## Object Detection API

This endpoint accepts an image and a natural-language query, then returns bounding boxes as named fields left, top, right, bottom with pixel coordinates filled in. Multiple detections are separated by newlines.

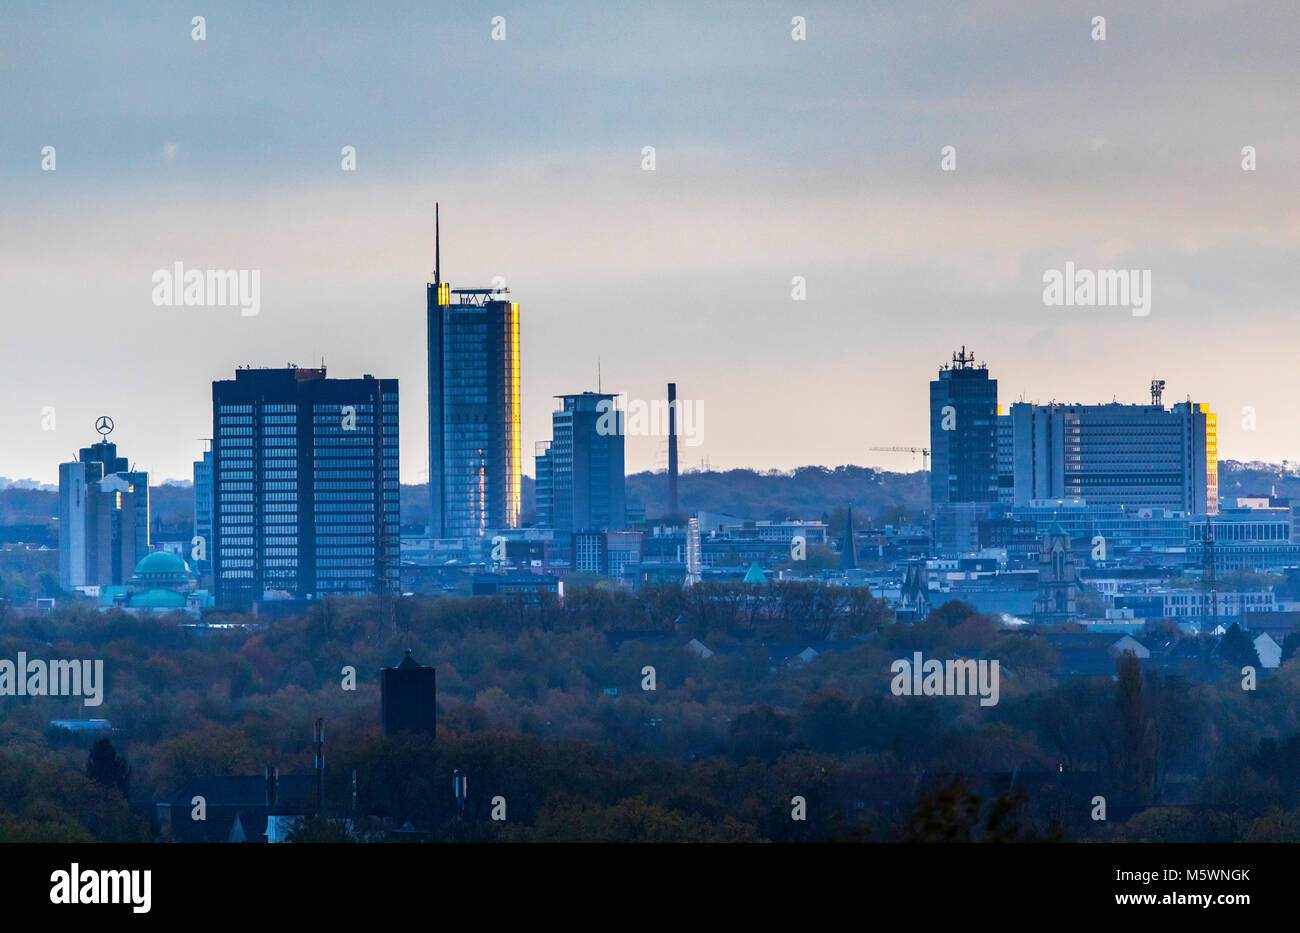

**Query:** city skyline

left=4, top=2, right=1300, bottom=485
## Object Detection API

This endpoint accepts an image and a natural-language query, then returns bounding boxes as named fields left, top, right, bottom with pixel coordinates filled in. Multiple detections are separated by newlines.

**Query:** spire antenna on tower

left=434, top=202, right=441, bottom=285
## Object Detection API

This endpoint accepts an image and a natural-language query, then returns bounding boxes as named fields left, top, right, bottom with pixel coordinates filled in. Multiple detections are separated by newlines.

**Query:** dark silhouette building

left=929, top=347, right=999, bottom=511
left=381, top=650, right=437, bottom=738
left=840, top=503, right=858, bottom=570
left=211, top=366, right=398, bottom=610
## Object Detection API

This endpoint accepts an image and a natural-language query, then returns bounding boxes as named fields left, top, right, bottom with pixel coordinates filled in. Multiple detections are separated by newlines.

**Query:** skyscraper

left=212, top=366, right=399, bottom=610
left=929, top=347, right=999, bottom=514
left=534, top=392, right=626, bottom=533
left=427, top=205, right=521, bottom=538
left=193, top=443, right=213, bottom=579
left=58, top=424, right=150, bottom=589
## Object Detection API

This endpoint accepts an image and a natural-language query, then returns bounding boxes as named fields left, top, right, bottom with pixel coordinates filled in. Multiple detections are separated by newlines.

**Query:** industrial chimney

left=667, top=383, right=679, bottom=516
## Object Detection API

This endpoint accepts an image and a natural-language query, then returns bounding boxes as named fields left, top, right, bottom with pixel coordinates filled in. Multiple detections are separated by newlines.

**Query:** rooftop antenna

left=435, top=202, right=441, bottom=286
left=597, top=356, right=602, bottom=394
left=1150, top=379, right=1165, bottom=406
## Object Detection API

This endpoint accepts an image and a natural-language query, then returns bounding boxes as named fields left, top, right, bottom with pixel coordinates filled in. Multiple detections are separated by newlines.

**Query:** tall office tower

left=59, top=425, right=149, bottom=589
left=996, top=411, right=1014, bottom=504
left=58, top=461, right=93, bottom=588
left=212, top=366, right=399, bottom=610
left=86, top=474, right=140, bottom=586
left=1177, top=401, right=1219, bottom=516
left=534, top=392, right=626, bottom=533
left=427, top=205, right=521, bottom=538
left=193, top=444, right=214, bottom=578
left=1010, top=396, right=1218, bottom=514
left=78, top=436, right=150, bottom=561
left=534, top=440, right=553, bottom=527
left=929, top=347, right=999, bottom=514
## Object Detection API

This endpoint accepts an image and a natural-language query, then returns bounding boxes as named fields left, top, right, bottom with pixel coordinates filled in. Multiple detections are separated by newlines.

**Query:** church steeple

left=840, top=503, right=858, bottom=570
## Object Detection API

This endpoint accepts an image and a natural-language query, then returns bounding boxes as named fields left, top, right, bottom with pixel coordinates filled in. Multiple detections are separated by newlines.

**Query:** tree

left=85, top=739, right=130, bottom=797
left=285, top=814, right=354, bottom=843
left=1108, top=651, right=1153, bottom=805
left=1218, top=624, right=1262, bottom=670
left=728, top=706, right=793, bottom=762
left=1147, top=675, right=1201, bottom=804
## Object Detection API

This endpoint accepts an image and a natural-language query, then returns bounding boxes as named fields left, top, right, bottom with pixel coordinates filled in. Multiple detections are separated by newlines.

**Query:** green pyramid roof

left=743, top=562, right=767, bottom=585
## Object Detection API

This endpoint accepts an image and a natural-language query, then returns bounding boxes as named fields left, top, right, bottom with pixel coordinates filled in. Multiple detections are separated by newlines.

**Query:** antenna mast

left=1150, top=378, right=1166, bottom=406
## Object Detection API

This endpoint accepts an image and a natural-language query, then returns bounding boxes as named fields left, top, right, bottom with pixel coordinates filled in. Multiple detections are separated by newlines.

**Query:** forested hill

left=399, top=466, right=926, bottom=527
left=623, top=465, right=927, bottom=523
left=7, top=459, right=1295, bottom=532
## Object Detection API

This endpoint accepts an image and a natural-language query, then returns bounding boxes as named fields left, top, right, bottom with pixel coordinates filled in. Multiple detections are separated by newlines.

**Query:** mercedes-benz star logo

left=95, top=415, right=114, bottom=437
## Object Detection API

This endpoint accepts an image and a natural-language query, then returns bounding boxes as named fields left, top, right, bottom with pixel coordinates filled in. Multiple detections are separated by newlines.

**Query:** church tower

left=1033, top=523, right=1078, bottom=623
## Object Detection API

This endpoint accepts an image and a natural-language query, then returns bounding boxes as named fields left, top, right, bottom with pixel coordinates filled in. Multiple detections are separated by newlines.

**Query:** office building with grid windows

left=535, top=392, right=625, bottom=533
left=212, top=366, right=399, bottom=610
left=1010, top=399, right=1217, bottom=514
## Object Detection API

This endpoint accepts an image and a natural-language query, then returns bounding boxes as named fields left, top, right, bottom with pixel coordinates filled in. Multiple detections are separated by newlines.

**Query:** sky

left=2, top=0, right=1298, bottom=484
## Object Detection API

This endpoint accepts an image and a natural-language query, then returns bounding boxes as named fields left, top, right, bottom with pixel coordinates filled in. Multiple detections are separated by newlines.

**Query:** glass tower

left=535, top=392, right=626, bottom=533
left=427, top=287, right=521, bottom=539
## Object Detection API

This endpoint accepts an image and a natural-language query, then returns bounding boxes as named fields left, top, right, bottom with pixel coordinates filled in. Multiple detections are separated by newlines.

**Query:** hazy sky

left=2, top=1, right=1298, bottom=484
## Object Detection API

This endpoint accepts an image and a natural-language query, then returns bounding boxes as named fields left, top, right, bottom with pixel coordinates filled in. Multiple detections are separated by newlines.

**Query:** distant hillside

left=0, top=488, right=55, bottom=525
left=5, top=461, right=1293, bottom=534
left=0, top=482, right=195, bottom=532
left=1217, top=461, right=1300, bottom=503
left=626, top=465, right=927, bottom=523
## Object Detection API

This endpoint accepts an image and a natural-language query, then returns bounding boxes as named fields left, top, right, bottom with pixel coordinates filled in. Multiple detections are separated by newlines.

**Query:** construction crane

left=869, top=447, right=930, bottom=472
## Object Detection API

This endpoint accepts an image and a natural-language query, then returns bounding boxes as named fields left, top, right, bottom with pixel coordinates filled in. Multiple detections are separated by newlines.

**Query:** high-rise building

left=58, top=461, right=92, bottom=588
left=426, top=206, right=521, bottom=538
left=1010, top=398, right=1218, bottom=514
left=533, top=440, right=552, bottom=526
left=929, top=347, right=999, bottom=512
left=76, top=436, right=150, bottom=562
left=212, top=366, right=399, bottom=610
left=534, top=392, right=625, bottom=533
left=193, top=443, right=214, bottom=579
left=86, top=474, right=140, bottom=587
left=996, top=411, right=1014, bottom=504
left=58, top=425, right=149, bottom=589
